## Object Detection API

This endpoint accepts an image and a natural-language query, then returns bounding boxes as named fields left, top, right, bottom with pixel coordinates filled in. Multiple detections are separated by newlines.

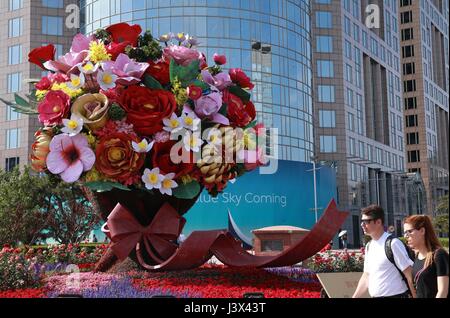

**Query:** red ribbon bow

left=102, top=202, right=185, bottom=261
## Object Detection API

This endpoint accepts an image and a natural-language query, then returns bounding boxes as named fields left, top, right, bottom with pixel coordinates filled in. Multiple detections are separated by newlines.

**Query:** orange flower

left=30, top=128, right=53, bottom=172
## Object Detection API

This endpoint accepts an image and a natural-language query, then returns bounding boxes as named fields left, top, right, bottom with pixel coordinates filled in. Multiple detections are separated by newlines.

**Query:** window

left=6, top=129, right=21, bottom=149
left=315, top=0, right=331, bottom=3
left=42, top=0, right=64, bottom=8
left=7, top=73, right=22, bottom=93
left=345, top=64, right=353, bottom=83
left=261, top=240, right=283, bottom=252
left=344, top=16, right=351, bottom=36
left=407, top=150, right=420, bottom=163
left=400, top=0, right=412, bottom=7
left=42, top=16, right=63, bottom=35
left=8, top=45, right=22, bottom=65
left=5, top=157, right=20, bottom=172
left=401, top=28, right=414, bottom=41
left=403, top=80, right=416, bottom=92
left=316, top=11, right=332, bottom=28
left=401, top=11, right=412, bottom=24
left=9, top=0, right=22, bottom=11
left=6, top=106, right=21, bottom=121
left=316, top=36, right=333, bottom=52
left=405, top=97, right=417, bottom=109
left=8, top=18, right=22, bottom=38
left=402, top=45, right=415, bottom=58
left=403, top=62, right=415, bottom=75
left=407, top=132, right=419, bottom=145
left=344, top=40, right=352, bottom=59
left=348, top=113, right=355, bottom=131
left=319, top=110, right=336, bottom=127
left=320, top=136, right=337, bottom=153
left=318, top=85, right=335, bottom=102
left=406, top=115, right=418, bottom=127
left=317, top=60, right=334, bottom=77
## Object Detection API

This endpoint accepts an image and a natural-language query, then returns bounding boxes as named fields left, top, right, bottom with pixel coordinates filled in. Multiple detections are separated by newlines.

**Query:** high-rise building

left=311, top=0, right=423, bottom=246
left=80, top=0, right=314, bottom=162
left=399, top=0, right=449, bottom=216
left=0, top=0, right=78, bottom=171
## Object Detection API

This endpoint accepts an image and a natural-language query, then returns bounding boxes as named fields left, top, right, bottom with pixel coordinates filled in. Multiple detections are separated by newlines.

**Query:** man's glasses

left=403, top=229, right=415, bottom=236
left=360, top=218, right=376, bottom=225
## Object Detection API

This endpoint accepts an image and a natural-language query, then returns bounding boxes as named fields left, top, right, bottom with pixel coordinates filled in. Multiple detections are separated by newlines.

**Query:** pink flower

left=46, top=134, right=95, bottom=183
left=101, top=53, right=149, bottom=85
left=213, top=53, right=226, bottom=65
left=37, top=90, right=71, bottom=125
left=163, top=45, right=204, bottom=66
left=153, top=130, right=170, bottom=143
left=194, top=92, right=229, bottom=125
left=201, top=70, right=232, bottom=91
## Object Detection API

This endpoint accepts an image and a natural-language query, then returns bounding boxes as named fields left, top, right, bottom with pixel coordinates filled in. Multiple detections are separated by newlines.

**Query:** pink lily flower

left=46, top=134, right=95, bottom=183
left=101, top=53, right=149, bottom=85
left=201, top=70, right=232, bottom=91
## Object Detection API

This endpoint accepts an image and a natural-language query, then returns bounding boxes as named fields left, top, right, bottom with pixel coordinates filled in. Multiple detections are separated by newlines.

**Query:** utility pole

left=308, top=156, right=322, bottom=223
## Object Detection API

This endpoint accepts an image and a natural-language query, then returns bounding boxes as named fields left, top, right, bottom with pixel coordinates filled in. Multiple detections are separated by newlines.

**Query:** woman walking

left=403, top=215, right=449, bottom=298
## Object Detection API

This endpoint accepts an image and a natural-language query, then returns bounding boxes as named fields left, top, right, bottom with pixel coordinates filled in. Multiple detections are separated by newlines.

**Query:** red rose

left=106, top=23, right=142, bottom=47
left=146, top=60, right=170, bottom=86
left=213, top=53, right=227, bottom=65
left=28, top=44, right=55, bottom=70
left=223, top=90, right=256, bottom=127
left=229, top=68, right=254, bottom=90
left=106, top=41, right=130, bottom=60
left=119, top=86, right=177, bottom=136
left=35, top=76, right=52, bottom=90
left=95, top=132, right=145, bottom=185
left=152, top=140, right=194, bottom=179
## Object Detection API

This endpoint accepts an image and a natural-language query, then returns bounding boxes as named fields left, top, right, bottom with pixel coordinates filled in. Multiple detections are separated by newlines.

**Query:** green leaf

left=190, top=79, right=209, bottom=91
left=170, top=59, right=200, bottom=87
left=172, top=180, right=201, bottom=199
left=244, top=120, right=257, bottom=130
left=84, top=181, right=131, bottom=192
left=228, top=85, right=251, bottom=103
left=143, top=74, right=164, bottom=90
left=14, top=94, right=30, bottom=108
left=218, top=103, right=228, bottom=117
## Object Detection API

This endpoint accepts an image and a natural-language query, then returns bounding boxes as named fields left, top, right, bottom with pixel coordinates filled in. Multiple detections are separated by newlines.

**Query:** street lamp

left=308, top=156, right=321, bottom=223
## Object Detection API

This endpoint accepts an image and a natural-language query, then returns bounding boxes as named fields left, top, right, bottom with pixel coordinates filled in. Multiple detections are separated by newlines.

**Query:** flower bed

left=307, top=248, right=365, bottom=273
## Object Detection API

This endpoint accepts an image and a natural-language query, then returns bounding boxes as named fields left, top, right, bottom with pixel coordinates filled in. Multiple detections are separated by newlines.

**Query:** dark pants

left=372, top=291, right=411, bottom=298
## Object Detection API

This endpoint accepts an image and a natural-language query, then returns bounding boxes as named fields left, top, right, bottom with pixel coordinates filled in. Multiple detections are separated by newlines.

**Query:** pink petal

left=71, top=134, right=89, bottom=149
left=71, top=34, right=91, bottom=53
left=46, top=151, right=69, bottom=174
left=49, top=134, right=72, bottom=152
left=79, top=147, right=96, bottom=171
left=211, top=113, right=230, bottom=125
left=60, top=160, right=83, bottom=183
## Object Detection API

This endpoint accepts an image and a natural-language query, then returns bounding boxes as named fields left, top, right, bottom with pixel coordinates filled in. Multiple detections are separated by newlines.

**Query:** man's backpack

left=366, top=234, right=415, bottom=294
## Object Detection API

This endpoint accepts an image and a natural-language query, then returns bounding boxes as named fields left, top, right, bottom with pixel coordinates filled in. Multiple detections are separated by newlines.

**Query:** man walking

left=353, top=205, right=416, bottom=298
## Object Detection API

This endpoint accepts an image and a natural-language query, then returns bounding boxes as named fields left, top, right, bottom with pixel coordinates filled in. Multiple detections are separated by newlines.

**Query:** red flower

left=151, top=140, right=194, bottom=179
left=229, top=68, right=254, bottom=90
left=223, top=90, right=255, bottom=127
left=37, top=90, right=70, bottom=125
left=186, top=85, right=202, bottom=100
left=213, top=53, right=227, bottom=65
left=28, top=44, right=55, bottom=70
left=35, top=77, right=52, bottom=90
left=119, top=86, right=177, bottom=136
left=106, top=41, right=130, bottom=60
left=106, top=22, right=142, bottom=47
left=146, top=60, right=170, bottom=86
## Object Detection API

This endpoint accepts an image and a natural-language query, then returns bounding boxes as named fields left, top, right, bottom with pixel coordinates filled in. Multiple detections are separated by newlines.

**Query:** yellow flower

left=243, top=129, right=257, bottom=150
left=180, top=175, right=194, bottom=185
left=83, top=132, right=97, bottom=149
left=89, top=41, right=111, bottom=64
left=51, top=83, right=84, bottom=99
left=36, top=90, right=48, bottom=101
left=84, top=167, right=103, bottom=182
left=171, top=78, right=188, bottom=107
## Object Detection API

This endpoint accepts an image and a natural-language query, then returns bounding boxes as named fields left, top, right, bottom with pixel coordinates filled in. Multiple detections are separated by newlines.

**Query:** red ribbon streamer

left=102, top=199, right=348, bottom=271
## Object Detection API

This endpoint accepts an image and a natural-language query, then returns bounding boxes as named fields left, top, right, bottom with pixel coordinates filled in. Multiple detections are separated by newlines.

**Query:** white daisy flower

left=181, top=111, right=200, bottom=131
left=205, top=128, right=222, bottom=146
left=132, top=139, right=154, bottom=153
left=159, top=173, right=178, bottom=196
left=78, top=61, right=99, bottom=74
left=141, top=168, right=163, bottom=190
left=96, top=70, right=117, bottom=91
left=163, top=113, right=183, bottom=133
left=66, top=73, right=85, bottom=90
left=183, top=132, right=203, bottom=153
left=61, top=115, right=84, bottom=136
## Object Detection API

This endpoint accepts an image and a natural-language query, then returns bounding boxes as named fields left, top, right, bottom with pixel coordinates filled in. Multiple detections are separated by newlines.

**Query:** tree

left=0, top=166, right=101, bottom=245
left=434, top=195, right=449, bottom=237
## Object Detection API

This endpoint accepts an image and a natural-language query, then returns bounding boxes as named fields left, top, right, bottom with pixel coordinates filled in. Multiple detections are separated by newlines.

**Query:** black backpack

left=366, top=234, right=415, bottom=294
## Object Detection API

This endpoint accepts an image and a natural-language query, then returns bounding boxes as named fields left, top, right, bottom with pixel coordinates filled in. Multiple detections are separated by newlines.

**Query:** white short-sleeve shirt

left=364, top=232, right=414, bottom=297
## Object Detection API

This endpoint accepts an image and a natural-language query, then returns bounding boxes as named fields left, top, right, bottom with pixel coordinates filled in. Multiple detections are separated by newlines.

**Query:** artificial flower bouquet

left=7, top=22, right=266, bottom=199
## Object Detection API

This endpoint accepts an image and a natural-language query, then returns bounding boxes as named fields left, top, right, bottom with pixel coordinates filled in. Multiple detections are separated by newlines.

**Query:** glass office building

left=80, top=0, right=314, bottom=162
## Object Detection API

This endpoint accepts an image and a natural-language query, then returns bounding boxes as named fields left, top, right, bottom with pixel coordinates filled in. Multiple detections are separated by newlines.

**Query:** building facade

left=80, top=0, right=314, bottom=163
left=311, top=0, right=425, bottom=247
left=399, top=0, right=449, bottom=216
left=0, top=0, right=78, bottom=171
